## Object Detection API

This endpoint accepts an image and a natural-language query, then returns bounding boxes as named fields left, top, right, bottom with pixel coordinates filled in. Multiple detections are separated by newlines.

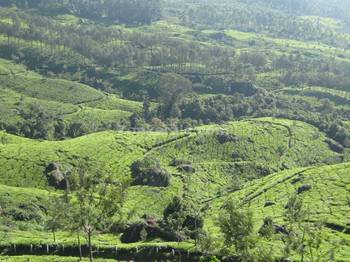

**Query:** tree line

left=172, top=0, right=350, bottom=49
left=0, top=0, right=161, bottom=25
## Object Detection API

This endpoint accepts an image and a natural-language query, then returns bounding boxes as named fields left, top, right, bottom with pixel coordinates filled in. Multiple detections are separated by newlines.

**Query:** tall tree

left=65, top=168, right=127, bottom=261
left=218, top=200, right=256, bottom=260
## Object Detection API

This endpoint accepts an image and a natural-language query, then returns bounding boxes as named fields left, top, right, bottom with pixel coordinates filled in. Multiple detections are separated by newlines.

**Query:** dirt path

left=144, top=132, right=195, bottom=155
left=247, top=119, right=293, bottom=167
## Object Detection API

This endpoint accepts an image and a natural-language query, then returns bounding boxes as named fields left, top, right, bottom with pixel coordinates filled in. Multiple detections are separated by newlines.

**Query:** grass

left=63, top=107, right=132, bottom=127
left=0, top=183, right=193, bottom=254
left=0, top=6, right=348, bottom=261
left=0, top=117, right=346, bottom=260
left=53, top=14, right=85, bottom=26
left=0, top=75, right=104, bottom=105
left=225, top=28, right=350, bottom=60
left=0, top=87, right=135, bottom=132
left=0, top=58, right=102, bottom=105
left=300, top=16, right=344, bottom=30
left=0, top=181, right=193, bottom=260
left=0, top=58, right=143, bottom=108
left=0, top=130, right=181, bottom=188
left=0, top=88, right=77, bottom=123
left=146, top=118, right=341, bottom=200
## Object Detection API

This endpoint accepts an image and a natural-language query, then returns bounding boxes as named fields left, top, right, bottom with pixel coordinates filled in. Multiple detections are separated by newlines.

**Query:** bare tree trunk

left=88, top=231, right=93, bottom=262
left=77, top=230, right=82, bottom=261
left=301, top=225, right=306, bottom=262
left=52, top=229, right=56, bottom=243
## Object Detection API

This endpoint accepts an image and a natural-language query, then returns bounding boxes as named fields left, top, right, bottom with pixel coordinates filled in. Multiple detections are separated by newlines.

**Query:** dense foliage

left=0, top=0, right=161, bottom=25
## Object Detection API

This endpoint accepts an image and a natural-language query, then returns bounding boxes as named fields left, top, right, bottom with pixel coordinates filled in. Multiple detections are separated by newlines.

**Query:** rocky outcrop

left=177, top=164, right=195, bottom=173
left=217, top=131, right=239, bottom=144
left=44, top=163, right=68, bottom=190
left=121, top=218, right=185, bottom=243
left=297, top=184, right=312, bottom=194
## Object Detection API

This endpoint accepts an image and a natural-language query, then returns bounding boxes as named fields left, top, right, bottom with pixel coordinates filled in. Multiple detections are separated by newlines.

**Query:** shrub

left=163, top=196, right=204, bottom=239
left=170, top=158, right=191, bottom=167
left=217, top=131, right=238, bottom=144
left=259, top=217, right=275, bottom=238
left=177, top=164, right=195, bottom=173
left=297, top=184, right=312, bottom=194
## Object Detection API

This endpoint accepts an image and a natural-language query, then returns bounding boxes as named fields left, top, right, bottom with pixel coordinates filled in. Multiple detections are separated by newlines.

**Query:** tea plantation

left=0, top=0, right=349, bottom=260
left=0, top=118, right=346, bottom=258
left=206, top=162, right=350, bottom=260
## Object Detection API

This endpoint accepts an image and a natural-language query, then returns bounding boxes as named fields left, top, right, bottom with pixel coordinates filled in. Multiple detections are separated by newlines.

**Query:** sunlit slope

left=0, top=58, right=103, bottom=104
left=0, top=118, right=342, bottom=218
left=144, top=118, right=343, bottom=202
left=0, top=130, right=184, bottom=188
left=0, top=58, right=143, bottom=129
left=0, top=183, right=49, bottom=232
left=277, top=86, right=350, bottom=109
left=206, top=162, right=350, bottom=260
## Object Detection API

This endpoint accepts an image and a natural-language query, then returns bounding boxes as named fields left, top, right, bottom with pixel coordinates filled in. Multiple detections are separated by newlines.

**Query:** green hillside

left=0, top=118, right=342, bottom=219
left=0, top=58, right=143, bottom=137
left=0, top=0, right=349, bottom=261
left=0, top=118, right=347, bottom=260
left=206, top=162, right=350, bottom=260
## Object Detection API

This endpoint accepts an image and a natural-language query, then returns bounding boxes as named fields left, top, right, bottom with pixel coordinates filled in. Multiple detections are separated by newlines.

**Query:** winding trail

left=247, top=119, right=293, bottom=167
left=144, top=132, right=195, bottom=155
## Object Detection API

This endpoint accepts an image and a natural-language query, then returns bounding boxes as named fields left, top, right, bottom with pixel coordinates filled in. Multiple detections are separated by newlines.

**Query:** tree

left=218, top=200, right=256, bottom=260
left=197, top=230, right=219, bottom=256
left=19, top=103, right=52, bottom=139
left=129, top=113, right=141, bottom=130
left=283, top=194, right=327, bottom=262
left=46, top=193, right=70, bottom=243
left=67, top=121, right=87, bottom=138
left=54, top=119, right=66, bottom=140
left=65, top=168, right=127, bottom=262
left=142, top=99, right=152, bottom=121
left=157, top=73, right=192, bottom=118
left=239, top=52, right=268, bottom=69
left=163, top=196, right=204, bottom=242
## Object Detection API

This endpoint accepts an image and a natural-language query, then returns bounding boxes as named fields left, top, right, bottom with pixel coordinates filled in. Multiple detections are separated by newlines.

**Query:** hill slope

left=0, top=0, right=349, bottom=260
left=0, top=118, right=342, bottom=217
left=206, top=162, right=350, bottom=260
left=0, top=58, right=143, bottom=136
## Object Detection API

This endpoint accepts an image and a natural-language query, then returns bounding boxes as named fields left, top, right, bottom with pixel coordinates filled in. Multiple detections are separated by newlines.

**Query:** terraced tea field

left=206, top=162, right=350, bottom=260
left=0, top=118, right=343, bottom=219
left=0, top=59, right=143, bottom=132
left=0, top=2, right=349, bottom=259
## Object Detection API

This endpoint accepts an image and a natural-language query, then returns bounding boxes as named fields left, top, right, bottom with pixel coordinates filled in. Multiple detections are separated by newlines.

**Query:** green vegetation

left=0, top=256, right=117, bottom=261
left=0, top=58, right=143, bottom=139
left=205, top=162, right=350, bottom=260
left=0, top=118, right=344, bottom=257
left=0, top=0, right=349, bottom=260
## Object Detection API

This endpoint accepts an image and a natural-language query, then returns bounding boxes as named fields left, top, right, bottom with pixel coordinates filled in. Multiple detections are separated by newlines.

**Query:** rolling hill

left=0, top=0, right=349, bottom=261
left=0, top=58, right=143, bottom=136
left=0, top=118, right=344, bottom=225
